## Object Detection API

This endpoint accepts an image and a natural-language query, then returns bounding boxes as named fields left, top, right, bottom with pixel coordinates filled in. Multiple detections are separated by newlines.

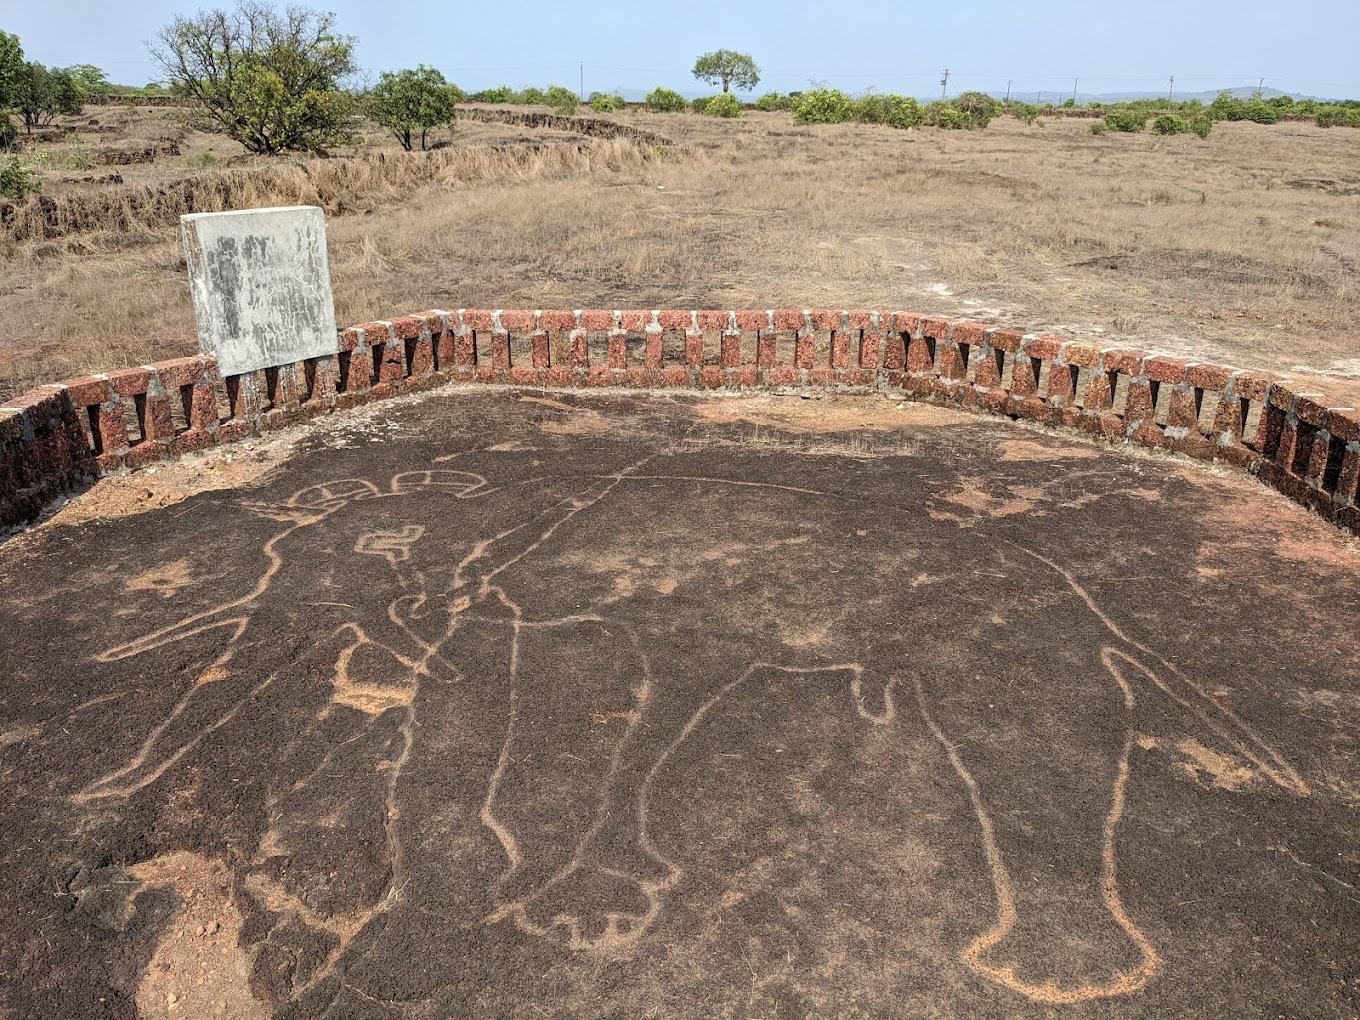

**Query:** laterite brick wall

left=3, top=309, right=1358, bottom=536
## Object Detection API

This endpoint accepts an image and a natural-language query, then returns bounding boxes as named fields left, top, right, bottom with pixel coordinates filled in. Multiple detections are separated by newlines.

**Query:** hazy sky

left=4, top=0, right=1358, bottom=98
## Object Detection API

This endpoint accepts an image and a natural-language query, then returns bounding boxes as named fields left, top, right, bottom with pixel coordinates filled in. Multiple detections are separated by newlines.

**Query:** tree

left=63, top=64, right=111, bottom=97
left=692, top=49, right=760, bottom=94
left=0, top=30, right=24, bottom=109
left=14, top=63, right=81, bottom=133
left=368, top=65, right=460, bottom=151
left=149, top=1, right=358, bottom=155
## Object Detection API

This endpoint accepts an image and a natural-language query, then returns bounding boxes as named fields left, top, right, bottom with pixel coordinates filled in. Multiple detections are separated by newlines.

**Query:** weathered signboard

left=181, top=206, right=338, bottom=377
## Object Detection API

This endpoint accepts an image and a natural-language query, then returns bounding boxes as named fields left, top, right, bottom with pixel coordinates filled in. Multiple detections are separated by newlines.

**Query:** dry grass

left=2, top=108, right=1358, bottom=403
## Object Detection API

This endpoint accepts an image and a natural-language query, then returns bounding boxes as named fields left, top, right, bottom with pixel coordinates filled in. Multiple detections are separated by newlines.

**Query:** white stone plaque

left=181, top=206, right=338, bottom=377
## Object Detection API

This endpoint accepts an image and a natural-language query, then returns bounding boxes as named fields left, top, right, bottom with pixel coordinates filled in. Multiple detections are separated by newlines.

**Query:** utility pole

left=1005, top=80, right=1012, bottom=102
left=940, top=68, right=950, bottom=99
left=1169, top=75, right=1175, bottom=102
left=580, top=63, right=585, bottom=102
left=1072, top=77, right=1078, bottom=104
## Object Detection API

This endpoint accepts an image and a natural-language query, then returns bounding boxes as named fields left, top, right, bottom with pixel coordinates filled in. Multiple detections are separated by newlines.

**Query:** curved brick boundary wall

left=2, top=309, right=1357, bottom=535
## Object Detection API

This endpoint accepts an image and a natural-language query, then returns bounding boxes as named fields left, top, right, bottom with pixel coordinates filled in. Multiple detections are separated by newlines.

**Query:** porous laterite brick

left=1023, top=335, right=1064, bottom=362
left=108, top=367, right=152, bottom=397
left=580, top=309, right=614, bottom=332
left=63, top=375, right=111, bottom=408
left=894, top=311, right=923, bottom=336
left=697, top=310, right=729, bottom=332
left=735, top=310, right=768, bottom=332
left=463, top=309, right=495, bottom=331
left=659, top=310, right=692, bottom=332
left=1187, top=363, right=1232, bottom=391
left=540, top=310, right=575, bottom=332
left=1101, top=349, right=1146, bottom=376
left=1143, top=356, right=1188, bottom=385
left=989, top=329, right=1023, bottom=353
left=809, top=309, right=839, bottom=331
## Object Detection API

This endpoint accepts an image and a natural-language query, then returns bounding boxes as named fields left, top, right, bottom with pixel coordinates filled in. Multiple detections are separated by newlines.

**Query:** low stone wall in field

left=3, top=309, right=1357, bottom=536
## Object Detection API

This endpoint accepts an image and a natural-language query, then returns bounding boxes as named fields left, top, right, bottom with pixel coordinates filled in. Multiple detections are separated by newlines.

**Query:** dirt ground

left=1, top=388, right=1357, bottom=1018
left=1, top=106, right=1357, bottom=403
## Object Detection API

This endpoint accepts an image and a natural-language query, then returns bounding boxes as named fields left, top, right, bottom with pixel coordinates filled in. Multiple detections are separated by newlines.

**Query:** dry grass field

left=1, top=104, right=1357, bottom=403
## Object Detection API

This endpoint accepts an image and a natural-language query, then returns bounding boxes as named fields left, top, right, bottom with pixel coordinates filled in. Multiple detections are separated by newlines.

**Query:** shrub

left=517, top=86, right=546, bottom=105
left=701, top=92, right=743, bottom=118
left=1090, top=120, right=1108, bottom=135
left=879, top=94, right=924, bottom=129
left=1008, top=102, right=1042, bottom=125
left=0, top=116, right=16, bottom=153
left=543, top=85, right=578, bottom=115
left=933, top=105, right=969, bottom=129
left=851, top=94, right=886, bottom=124
left=588, top=92, right=624, bottom=113
left=0, top=154, right=40, bottom=199
left=755, top=92, right=792, bottom=112
left=1104, top=111, right=1147, bottom=133
left=952, top=91, right=1000, bottom=127
left=645, top=87, right=685, bottom=112
left=793, top=88, right=853, bottom=124
left=691, top=96, right=711, bottom=114
left=1190, top=115, right=1213, bottom=139
left=1316, top=107, right=1360, bottom=128
left=1151, top=115, right=1187, bottom=135
left=472, top=85, right=514, bottom=104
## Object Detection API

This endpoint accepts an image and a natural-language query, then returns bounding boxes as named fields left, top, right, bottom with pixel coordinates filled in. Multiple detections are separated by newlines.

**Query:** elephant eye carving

left=354, top=526, right=427, bottom=565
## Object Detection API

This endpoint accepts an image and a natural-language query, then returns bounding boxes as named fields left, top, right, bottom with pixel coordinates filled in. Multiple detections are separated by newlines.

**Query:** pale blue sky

left=4, top=0, right=1358, bottom=98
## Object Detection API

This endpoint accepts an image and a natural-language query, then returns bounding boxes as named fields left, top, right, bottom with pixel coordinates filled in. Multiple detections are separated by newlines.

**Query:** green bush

left=691, top=96, right=711, bottom=114
left=932, top=105, right=969, bottom=129
left=645, top=87, right=686, bottom=112
left=543, top=85, right=578, bottom=115
left=1090, top=120, right=1108, bottom=135
left=472, top=85, right=514, bottom=103
left=1007, top=102, right=1042, bottom=125
left=1316, top=107, right=1360, bottom=128
left=952, top=91, right=1000, bottom=127
left=754, top=92, right=792, bottom=112
left=1151, top=115, right=1187, bottom=135
left=588, top=92, right=625, bottom=113
left=793, top=88, right=853, bottom=124
left=1104, top=111, right=1147, bottom=133
left=879, top=94, right=924, bottom=129
left=0, top=116, right=16, bottom=153
left=1190, top=115, right=1213, bottom=138
left=851, top=94, right=886, bottom=124
left=0, top=154, right=40, bottom=199
left=849, top=93, right=924, bottom=129
left=701, top=92, right=743, bottom=118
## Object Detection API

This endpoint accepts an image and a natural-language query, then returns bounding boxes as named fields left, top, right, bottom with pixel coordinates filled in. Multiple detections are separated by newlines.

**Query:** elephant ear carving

left=287, top=479, right=383, bottom=509
left=391, top=470, right=487, bottom=497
